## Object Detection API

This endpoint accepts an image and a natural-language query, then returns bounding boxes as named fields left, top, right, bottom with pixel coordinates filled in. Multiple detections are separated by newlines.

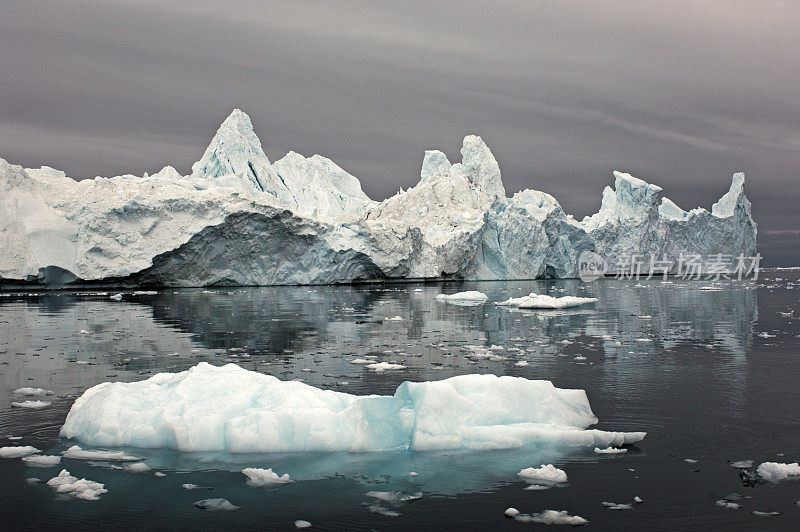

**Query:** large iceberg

left=0, top=110, right=756, bottom=287
left=60, top=362, right=645, bottom=453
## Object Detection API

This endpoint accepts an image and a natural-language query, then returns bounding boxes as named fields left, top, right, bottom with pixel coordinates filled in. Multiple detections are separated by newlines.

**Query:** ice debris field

left=0, top=109, right=755, bottom=288
left=60, top=362, right=645, bottom=453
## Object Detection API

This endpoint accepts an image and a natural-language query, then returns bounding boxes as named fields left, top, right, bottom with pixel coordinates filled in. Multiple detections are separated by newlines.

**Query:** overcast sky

left=1, top=1, right=798, bottom=264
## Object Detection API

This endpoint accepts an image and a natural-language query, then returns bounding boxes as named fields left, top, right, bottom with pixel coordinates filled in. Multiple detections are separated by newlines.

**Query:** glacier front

left=0, top=109, right=756, bottom=288
left=60, top=362, right=645, bottom=453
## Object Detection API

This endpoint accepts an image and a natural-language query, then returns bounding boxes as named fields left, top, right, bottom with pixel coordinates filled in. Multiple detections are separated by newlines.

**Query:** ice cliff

left=0, top=109, right=756, bottom=287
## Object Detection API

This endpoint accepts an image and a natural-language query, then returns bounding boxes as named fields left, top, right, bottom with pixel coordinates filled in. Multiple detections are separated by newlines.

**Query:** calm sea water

left=1, top=271, right=798, bottom=530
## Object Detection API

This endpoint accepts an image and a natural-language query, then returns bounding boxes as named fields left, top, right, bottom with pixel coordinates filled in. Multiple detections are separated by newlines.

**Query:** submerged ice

left=60, top=362, right=645, bottom=454
left=0, top=109, right=756, bottom=288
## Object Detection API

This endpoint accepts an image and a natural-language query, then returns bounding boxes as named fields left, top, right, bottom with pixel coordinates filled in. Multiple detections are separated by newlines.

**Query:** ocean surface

left=1, top=270, right=798, bottom=530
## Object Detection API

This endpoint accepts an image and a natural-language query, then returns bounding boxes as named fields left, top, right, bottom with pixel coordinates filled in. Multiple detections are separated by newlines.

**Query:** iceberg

left=756, top=462, right=800, bottom=483
left=47, top=469, right=107, bottom=501
left=495, top=293, right=598, bottom=309
left=0, top=109, right=756, bottom=288
left=60, top=362, right=645, bottom=453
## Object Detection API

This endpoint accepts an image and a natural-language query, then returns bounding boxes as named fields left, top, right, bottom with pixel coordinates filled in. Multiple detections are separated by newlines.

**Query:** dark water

left=1, top=271, right=799, bottom=530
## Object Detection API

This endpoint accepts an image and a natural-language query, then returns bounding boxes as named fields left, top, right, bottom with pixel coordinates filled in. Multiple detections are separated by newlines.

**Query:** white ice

left=61, top=445, right=143, bottom=462
left=517, top=464, right=568, bottom=484
left=513, top=510, right=588, bottom=525
left=242, top=467, right=293, bottom=487
left=757, top=462, right=800, bottom=483
left=0, top=446, right=40, bottom=458
left=22, top=455, right=61, bottom=467
left=10, top=400, right=51, bottom=409
left=13, top=387, right=54, bottom=396
left=435, top=291, right=488, bottom=305
left=496, top=294, right=598, bottom=309
left=60, top=362, right=646, bottom=453
left=594, top=447, right=628, bottom=454
left=47, top=469, right=107, bottom=501
left=194, top=498, right=239, bottom=511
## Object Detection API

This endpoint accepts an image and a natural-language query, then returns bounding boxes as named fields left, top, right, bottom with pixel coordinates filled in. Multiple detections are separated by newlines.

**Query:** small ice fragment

left=602, top=502, right=633, bottom=510
left=47, top=469, right=107, bottom=500
left=524, top=484, right=551, bottom=491
left=25, top=478, right=42, bottom=485
left=752, top=511, right=781, bottom=517
left=154, top=471, right=166, bottom=477
left=294, top=520, right=312, bottom=528
left=364, top=362, right=406, bottom=372
left=124, top=462, right=151, bottom=473
left=194, top=498, right=239, bottom=511
left=715, top=500, right=740, bottom=509
left=515, top=360, right=529, bottom=367
left=0, top=446, right=41, bottom=458
left=365, top=491, right=421, bottom=503
left=634, top=496, right=643, bottom=503
left=684, top=458, right=698, bottom=464
left=11, top=400, right=51, bottom=409
left=13, top=387, right=54, bottom=396
left=496, top=293, right=597, bottom=309
left=409, top=471, right=419, bottom=477
left=242, top=467, right=293, bottom=487
left=730, top=460, right=753, bottom=469
left=384, top=316, right=404, bottom=321
left=504, top=507, right=520, bottom=517
left=756, top=461, right=800, bottom=483
left=518, top=465, right=567, bottom=484
left=62, top=445, right=142, bottom=462
left=109, top=293, right=123, bottom=301
left=574, top=356, right=587, bottom=361
left=594, top=447, right=627, bottom=455
left=435, top=291, right=488, bottom=305
left=514, top=510, right=588, bottom=525
left=22, top=455, right=61, bottom=467
left=367, top=503, right=400, bottom=517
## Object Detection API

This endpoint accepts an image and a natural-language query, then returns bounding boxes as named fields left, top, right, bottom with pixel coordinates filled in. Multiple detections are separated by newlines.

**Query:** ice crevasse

left=60, top=363, right=645, bottom=453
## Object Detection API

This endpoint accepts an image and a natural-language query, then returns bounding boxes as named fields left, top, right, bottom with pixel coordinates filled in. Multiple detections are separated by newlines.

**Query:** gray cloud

left=1, top=0, right=798, bottom=264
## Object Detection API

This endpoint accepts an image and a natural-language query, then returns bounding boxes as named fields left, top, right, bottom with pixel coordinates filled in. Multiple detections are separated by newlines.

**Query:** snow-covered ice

left=47, top=469, right=107, bottom=501
left=0, top=446, right=40, bottom=458
left=594, top=446, right=628, bottom=454
left=435, top=291, right=488, bottom=305
left=496, top=294, right=598, bottom=309
left=60, top=362, right=645, bottom=453
left=756, top=461, right=800, bottom=483
left=0, top=109, right=756, bottom=288
left=242, top=467, right=293, bottom=487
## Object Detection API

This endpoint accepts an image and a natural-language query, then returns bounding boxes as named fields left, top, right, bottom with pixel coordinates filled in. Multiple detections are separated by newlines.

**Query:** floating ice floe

left=594, top=447, right=628, bottom=454
left=47, top=469, right=107, bottom=500
left=729, top=459, right=753, bottom=469
left=22, top=455, right=61, bottom=467
left=365, top=362, right=406, bottom=372
left=294, top=520, right=312, bottom=528
left=60, top=362, right=645, bottom=453
left=602, top=501, right=633, bottom=510
left=365, top=491, right=422, bottom=504
left=756, top=461, right=800, bottom=483
left=194, top=498, right=239, bottom=511
left=518, top=464, right=568, bottom=485
left=511, top=510, right=588, bottom=525
left=496, top=294, right=598, bottom=309
left=61, top=445, right=142, bottom=462
left=435, top=291, right=488, bottom=306
left=124, top=462, right=151, bottom=473
left=0, top=446, right=40, bottom=458
left=11, top=400, right=51, bottom=409
left=13, top=387, right=54, bottom=396
left=242, top=467, right=293, bottom=487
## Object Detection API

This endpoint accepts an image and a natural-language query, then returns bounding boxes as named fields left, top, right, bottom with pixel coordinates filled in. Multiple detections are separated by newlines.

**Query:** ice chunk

left=756, top=462, right=800, bottom=483
left=60, top=362, right=646, bottom=453
left=194, top=498, right=239, bottom=511
left=0, top=446, right=40, bottom=458
left=242, top=467, right=293, bottom=487
left=504, top=507, right=520, bottom=517
left=496, top=294, right=597, bottom=309
left=365, top=491, right=422, bottom=504
left=61, top=445, right=143, bottom=462
left=435, top=291, right=488, bottom=305
left=603, top=502, right=633, bottom=510
left=518, top=465, right=568, bottom=484
left=514, top=510, right=588, bottom=525
left=47, top=469, right=107, bottom=501
left=22, top=455, right=61, bottom=467
left=11, top=400, right=51, bottom=409
left=367, top=503, right=401, bottom=517
left=730, top=459, right=753, bottom=469
left=124, top=462, right=151, bottom=473
left=13, top=387, right=54, bottom=396
left=364, top=362, right=406, bottom=371
left=294, top=520, right=312, bottom=528
left=594, top=447, right=628, bottom=454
